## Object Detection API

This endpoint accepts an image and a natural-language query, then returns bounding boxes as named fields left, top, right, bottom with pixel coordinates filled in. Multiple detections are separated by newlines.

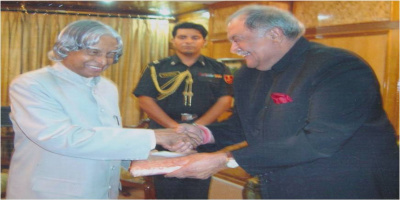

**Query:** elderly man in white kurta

left=6, top=20, right=201, bottom=199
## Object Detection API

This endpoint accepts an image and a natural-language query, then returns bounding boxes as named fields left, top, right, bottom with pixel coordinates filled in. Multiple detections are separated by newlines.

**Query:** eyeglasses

left=84, top=48, right=117, bottom=59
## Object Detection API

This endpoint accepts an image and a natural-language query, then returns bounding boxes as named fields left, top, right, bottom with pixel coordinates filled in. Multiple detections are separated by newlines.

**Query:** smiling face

left=227, top=16, right=282, bottom=71
left=172, top=28, right=206, bottom=57
left=61, top=35, right=118, bottom=78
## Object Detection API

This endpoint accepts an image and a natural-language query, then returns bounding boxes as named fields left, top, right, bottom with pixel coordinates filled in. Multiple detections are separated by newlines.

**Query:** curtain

left=1, top=11, right=169, bottom=125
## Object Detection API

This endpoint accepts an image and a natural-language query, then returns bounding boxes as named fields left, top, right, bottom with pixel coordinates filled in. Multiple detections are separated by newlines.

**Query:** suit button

left=260, top=171, right=273, bottom=183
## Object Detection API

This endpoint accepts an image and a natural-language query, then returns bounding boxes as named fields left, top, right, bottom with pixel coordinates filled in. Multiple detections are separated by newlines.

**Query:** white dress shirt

left=6, top=62, right=155, bottom=199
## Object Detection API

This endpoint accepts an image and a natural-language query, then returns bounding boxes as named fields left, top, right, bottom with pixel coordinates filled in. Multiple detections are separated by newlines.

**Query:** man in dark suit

left=165, top=5, right=399, bottom=199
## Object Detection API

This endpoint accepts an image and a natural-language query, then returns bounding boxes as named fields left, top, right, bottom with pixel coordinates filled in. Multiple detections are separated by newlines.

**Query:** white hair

left=48, top=20, right=123, bottom=64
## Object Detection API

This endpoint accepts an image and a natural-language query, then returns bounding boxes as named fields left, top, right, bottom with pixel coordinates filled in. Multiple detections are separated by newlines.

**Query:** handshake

left=131, top=124, right=233, bottom=179
left=153, top=124, right=214, bottom=153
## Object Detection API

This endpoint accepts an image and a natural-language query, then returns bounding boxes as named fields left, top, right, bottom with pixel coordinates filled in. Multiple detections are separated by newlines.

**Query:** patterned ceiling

left=1, top=1, right=219, bottom=17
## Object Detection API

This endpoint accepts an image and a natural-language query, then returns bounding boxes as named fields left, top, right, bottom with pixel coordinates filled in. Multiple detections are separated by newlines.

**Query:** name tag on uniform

left=159, top=71, right=180, bottom=78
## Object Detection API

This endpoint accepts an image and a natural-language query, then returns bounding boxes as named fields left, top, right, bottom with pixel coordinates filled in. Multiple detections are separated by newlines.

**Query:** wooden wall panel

left=211, top=5, right=242, bottom=35
left=385, top=29, right=399, bottom=134
left=310, top=34, right=388, bottom=89
left=392, top=1, right=399, bottom=21
left=295, top=1, right=391, bottom=28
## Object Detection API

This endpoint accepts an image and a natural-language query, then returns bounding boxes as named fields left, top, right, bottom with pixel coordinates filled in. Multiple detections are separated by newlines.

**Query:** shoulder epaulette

left=151, top=56, right=174, bottom=66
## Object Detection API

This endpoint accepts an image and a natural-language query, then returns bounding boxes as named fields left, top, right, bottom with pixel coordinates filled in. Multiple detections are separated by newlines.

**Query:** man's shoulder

left=308, top=42, right=357, bottom=60
left=304, top=42, right=370, bottom=73
left=98, top=75, right=114, bottom=84
left=147, top=56, right=174, bottom=67
left=202, top=55, right=224, bottom=64
left=11, top=67, right=52, bottom=85
left=97, top=77, right=119, bottom=93
left=201, top=56, right=228, bottom=71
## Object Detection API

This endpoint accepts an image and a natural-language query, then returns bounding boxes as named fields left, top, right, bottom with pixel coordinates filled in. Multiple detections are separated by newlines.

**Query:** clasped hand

left=153, top=124, right=226, bottom=179
left=164, top=152, right=228, bottom=179
left=154, top=125, right=204, bottom=153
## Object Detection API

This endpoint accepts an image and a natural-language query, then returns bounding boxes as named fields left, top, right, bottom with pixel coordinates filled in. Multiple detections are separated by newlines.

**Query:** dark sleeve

left=216, top=64, right=234, bottom=97
left=205, top=106, right=246, bottom=151
left=133, top=65, right=158, bottom=98
left=232, top=55, right=386, bottom=175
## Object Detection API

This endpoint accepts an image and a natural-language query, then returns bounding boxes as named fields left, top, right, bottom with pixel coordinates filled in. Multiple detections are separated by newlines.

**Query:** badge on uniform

left=224, top=75, right=233, bottom=84
left=198, top=73, right=222, bottom=78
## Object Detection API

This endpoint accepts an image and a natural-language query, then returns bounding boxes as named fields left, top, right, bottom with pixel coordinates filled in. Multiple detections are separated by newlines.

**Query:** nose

left=230, top=42, right=239, bottom=54
left=95, top=55, right=108, bottom=65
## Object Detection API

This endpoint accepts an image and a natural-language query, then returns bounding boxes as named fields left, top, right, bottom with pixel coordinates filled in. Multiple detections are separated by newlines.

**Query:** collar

left=271, top=37, right=310, bottom=72
left=170, top=55, right=206, bottom=67
left=51, top=62, right=101, bottom=87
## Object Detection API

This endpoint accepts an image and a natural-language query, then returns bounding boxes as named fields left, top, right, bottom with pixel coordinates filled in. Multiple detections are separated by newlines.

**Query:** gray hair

left=227, top=5, right=305, bottom=39
left=48, top=20, right=123, bottom=64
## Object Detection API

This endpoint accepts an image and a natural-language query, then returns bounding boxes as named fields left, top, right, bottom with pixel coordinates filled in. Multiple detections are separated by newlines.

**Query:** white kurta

left=6, top=62, right=155, bottom=199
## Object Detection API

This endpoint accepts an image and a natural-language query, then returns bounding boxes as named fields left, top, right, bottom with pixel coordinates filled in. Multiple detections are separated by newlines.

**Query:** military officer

left=133, top=22, right=233, bottom=199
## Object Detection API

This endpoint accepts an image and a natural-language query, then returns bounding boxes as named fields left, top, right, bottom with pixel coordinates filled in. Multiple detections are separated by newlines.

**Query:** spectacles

left=84, top=48, right=117, bottom=59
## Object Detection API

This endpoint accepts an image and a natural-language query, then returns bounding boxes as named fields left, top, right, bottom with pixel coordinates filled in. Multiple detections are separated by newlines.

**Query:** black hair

left=172, top=22, right=208, bottom=38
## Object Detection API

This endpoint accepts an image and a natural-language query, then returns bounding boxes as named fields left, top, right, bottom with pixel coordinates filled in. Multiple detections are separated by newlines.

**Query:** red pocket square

left=271, top=93, right=293, bottom=104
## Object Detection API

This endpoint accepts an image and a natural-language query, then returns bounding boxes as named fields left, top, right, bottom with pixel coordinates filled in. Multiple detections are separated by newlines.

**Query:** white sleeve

left=9, top=74, right=155, bottom=161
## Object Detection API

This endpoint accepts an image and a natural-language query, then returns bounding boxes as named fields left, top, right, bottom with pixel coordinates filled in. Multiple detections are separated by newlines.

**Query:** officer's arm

left=194, top=95, right=232, bottom=125
left=138, top=96, right=179, bottom=128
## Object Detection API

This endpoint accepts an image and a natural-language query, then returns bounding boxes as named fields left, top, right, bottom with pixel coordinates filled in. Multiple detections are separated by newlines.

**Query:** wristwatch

left=225, top=152, right=239, bottom=168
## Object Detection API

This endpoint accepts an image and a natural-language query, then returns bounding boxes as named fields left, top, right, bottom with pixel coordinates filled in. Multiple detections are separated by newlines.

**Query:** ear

left=203, top=40, right=208, bottom=48
left=266, top=27, right=284, bottom=43
left=171, top=38, right=177, bottom=47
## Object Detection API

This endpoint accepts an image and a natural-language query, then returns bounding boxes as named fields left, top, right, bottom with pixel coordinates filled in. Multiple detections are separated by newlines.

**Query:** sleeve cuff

left=149, top=130, right=156, bottom=149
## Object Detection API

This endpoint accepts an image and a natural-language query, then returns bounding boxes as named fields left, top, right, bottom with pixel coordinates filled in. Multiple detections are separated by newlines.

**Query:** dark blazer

left=209, top=37, right=399, bottom=199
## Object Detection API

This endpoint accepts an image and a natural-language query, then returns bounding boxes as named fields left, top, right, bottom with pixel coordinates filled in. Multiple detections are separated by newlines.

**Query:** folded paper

left=129, top=151, right=192, bottom=177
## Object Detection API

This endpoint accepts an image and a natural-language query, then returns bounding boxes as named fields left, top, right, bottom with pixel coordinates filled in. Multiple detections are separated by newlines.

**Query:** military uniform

left=134, top=55, right=233, bottom=128
left=133, top=55, right=234, bottom=199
